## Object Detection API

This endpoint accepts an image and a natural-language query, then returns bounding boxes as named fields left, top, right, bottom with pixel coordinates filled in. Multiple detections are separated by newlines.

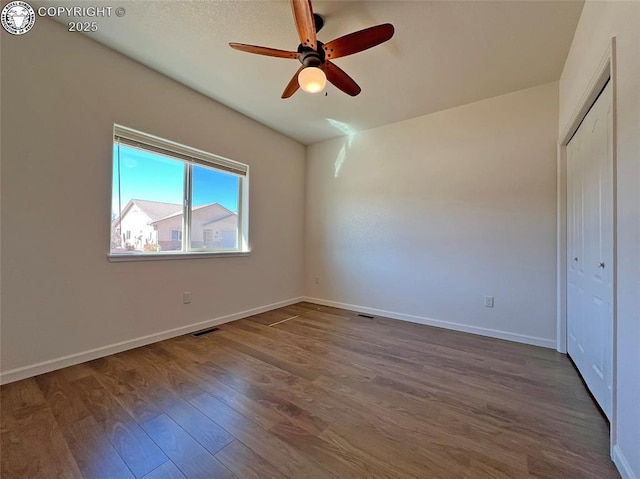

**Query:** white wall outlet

left=484, top=296, right=494, bottom=308
left=314, top=276, right=320, bottom=285
left=183, top=292, right=192, bottom=304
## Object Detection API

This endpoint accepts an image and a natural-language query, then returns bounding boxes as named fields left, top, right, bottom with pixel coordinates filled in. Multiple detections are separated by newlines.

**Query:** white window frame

left=109, top=124, right=250, bottom=261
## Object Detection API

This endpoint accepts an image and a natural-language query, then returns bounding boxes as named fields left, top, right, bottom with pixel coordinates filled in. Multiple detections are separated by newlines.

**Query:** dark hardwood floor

left=1, top=302, right=619, bottom=478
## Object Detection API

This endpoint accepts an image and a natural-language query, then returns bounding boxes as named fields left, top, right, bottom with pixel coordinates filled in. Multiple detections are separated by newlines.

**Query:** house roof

left=114, top=199, right=183, bottom=226
left=132, top=199, right=183, bottom=221
left=151, top=202, right=236, bottom=225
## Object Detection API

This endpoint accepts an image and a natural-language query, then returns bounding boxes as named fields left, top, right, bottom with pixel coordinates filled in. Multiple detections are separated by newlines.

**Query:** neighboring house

left=152, top=203, right=238, bottom=250
left=112, top=199, right=237, bottom=252
left=112, top=199, right=182, bottom=251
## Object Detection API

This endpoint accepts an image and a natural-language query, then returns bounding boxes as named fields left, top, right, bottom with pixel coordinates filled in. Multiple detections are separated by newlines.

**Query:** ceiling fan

left=229, top=0, right=395, bottom=98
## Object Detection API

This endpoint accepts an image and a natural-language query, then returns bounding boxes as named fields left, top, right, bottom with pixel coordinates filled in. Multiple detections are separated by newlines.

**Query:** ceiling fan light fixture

left=229, top=0, right=394, bottom=98
left=298, top=66, right=326, bottom=93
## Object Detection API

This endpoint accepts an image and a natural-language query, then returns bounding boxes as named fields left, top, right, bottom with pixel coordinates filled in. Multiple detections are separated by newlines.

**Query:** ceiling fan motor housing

left=298, top=40, right=325, bottom=67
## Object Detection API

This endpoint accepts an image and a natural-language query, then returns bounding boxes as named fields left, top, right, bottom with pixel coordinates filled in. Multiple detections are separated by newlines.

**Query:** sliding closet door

left=566, top=81, right=613, bottom=420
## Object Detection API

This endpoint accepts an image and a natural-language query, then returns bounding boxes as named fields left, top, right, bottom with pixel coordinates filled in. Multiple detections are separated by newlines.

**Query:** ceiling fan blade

left=229, top=43, right=300, bottom=59
left=282, top=65, right=304, bottom=99
left=321, top=61, right=361, bottom=96
left=323, top=23, right=395, bottom=60
left=290, top=0, right=316, bottom=50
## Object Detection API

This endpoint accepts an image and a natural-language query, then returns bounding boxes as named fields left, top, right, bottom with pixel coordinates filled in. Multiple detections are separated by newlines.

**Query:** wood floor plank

left=274, top=312, right=534, bottom=377
left=244, top=314, right=592, bottom=430
left=211, top=331, right=323, bottom=382
left=140, top=414, right=234, bottom=479
left=127, top=346, right=206, bottom=401
left=153, top=343, right=285, bottom=431
left=214, top=439, right=287, bottom=479
left=282, top=313, right=544, bottom=387
left=73, top=375, right=168, bottom=478
left=141, top=461, right=186, bottom=479
left=62, top=415, right=136, bottom=479
left=1, top=302, right=619, bottom=478
left=0, top=378, right=46, bottom=414
left=157, top=395, right=234, bottom=456
left=196, top=327, right=610, bottom=477
left=157, top=338, right=330, bottom=436
left=1, top=405, right=83, bottom=479
left=527, top=447, right=618, bottom=479
left=205, top=331, right=378, bottom=396
left=87, top=356, right=164, bottom=424
left=315, top=364, right=564, bottom=471
left=189, top=392, right=336, bottom=479
left=198, top=358, right=329, bottom=435
left=269, top=419, right=424, bottom=479
left=116, top=347, right=236, bottom=456
left=178, top=335, right=534, bottom=475
left=35, top=368, right=136, bottom=478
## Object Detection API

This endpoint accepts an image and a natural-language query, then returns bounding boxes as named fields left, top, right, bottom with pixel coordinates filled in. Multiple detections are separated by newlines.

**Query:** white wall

left=560, top=3, right=640, bottom=478
left=0, top=18, right=306, bottom=382
left=305, top=82, right=559, bottom=347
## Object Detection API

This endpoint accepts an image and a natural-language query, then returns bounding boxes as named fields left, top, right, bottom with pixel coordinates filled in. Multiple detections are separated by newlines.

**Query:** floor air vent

left=357, top=314, right=375, bottom=319
left=191, top=327, right=219, bottom=337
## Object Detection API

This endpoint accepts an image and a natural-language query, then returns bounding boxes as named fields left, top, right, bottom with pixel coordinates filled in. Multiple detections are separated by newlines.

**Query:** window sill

left=108, top=251, right=250, bottom=262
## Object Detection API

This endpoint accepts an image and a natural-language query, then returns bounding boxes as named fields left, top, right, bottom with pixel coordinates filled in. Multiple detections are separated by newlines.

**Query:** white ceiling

left=38, top=0, right=584, bottom=144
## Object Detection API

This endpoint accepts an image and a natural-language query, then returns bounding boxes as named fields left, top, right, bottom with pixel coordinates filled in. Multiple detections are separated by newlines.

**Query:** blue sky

left=112, top=145, right=239, bottom=216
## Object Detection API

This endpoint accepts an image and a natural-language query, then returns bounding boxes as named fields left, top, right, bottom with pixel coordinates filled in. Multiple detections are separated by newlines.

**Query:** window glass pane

left=111, top=144, right=185, bottom=254
left=190, top=165, right=240, bottom=250
left=110, top=126, right=249, bottom=258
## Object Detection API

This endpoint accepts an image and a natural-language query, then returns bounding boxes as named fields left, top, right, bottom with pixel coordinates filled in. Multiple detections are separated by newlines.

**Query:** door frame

left=556, top=37, right=618, bottom=455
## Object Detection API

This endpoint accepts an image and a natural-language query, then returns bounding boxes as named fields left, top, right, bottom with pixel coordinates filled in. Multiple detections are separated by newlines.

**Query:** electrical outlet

left=314, top=276, right=320, bottom=285
left=183, top=292, right=192, bottom=304
left=484, top=296, right=494, bottom=308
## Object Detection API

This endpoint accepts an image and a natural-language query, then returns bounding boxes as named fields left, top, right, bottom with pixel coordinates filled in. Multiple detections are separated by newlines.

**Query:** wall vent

left=191, top=327, right=219, bottom=337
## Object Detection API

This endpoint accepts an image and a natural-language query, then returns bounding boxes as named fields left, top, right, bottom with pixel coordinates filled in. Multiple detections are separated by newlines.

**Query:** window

left=110, top=125, right=249, bottom=259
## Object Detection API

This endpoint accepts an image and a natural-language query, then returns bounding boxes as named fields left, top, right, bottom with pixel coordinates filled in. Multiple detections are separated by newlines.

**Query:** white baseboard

left=0, top=296, right=304, bottom=385
left=304, top=297, right=556, bottom=349
left=613, top=444, right=637, bottom=479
